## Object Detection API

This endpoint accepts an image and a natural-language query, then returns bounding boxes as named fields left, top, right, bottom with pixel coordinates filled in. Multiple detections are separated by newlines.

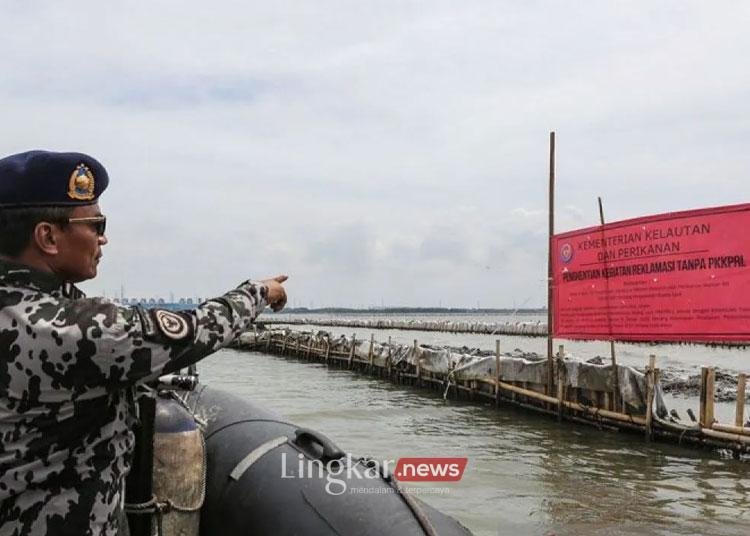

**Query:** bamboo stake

left=645, top=355, right=656, bottom=441
left=348, top=333, right=356, bottom=368
left=414, top=339, right=421, bottom=387
left=653, top=366, right=661, bottom=422
left=706, top=367, right=716, bottom=428
left=736, top=373, right=747, bottom=428
left=495, top=340, right=501, bottom=408
left=610, top=341, right=619, bottom=412
left=699, top=367, right=716, bottom=427
left=325, top=335, right=331, bottom=363
left=387, top=336, right=392, bottom=376
left=266, top=332, right=272, bottom=352
left=699, top=367, right=708, bottom=426
left=557, top=344, right=565, bottom=421
left=547, top=131, right=555, bottom=397
left=281, top=332, right=288, bottom=355
left=368, top=334, right=374, bottom=372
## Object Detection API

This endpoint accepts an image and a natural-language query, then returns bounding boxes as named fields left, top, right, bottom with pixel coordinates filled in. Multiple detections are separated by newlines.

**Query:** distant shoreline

left=139, top=303, right=547, bottom=314
left=265, top=307, right=547, bottom=314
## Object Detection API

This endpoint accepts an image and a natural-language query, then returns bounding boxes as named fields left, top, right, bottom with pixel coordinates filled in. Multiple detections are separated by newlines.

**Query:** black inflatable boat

left=158, top=384, right=473, bottom=535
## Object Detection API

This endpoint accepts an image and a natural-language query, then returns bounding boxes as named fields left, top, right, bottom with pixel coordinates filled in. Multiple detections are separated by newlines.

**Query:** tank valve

left=157, top=374, right=199, bottom=391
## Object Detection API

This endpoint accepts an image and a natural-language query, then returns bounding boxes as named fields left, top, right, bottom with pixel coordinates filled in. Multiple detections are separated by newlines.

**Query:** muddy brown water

left=199, top=346, right=750, bottom=536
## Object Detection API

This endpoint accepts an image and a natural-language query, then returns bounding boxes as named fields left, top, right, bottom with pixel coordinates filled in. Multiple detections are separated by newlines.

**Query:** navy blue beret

left=0, top=150, right=109, bottom=207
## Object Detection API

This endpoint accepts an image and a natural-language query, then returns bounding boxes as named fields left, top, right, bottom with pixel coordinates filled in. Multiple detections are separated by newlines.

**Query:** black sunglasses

left=66, top=216, right=107, bottom=236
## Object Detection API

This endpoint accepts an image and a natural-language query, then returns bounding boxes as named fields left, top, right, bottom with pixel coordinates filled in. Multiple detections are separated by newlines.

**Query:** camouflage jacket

left=0, top=260, right=267, bottom=535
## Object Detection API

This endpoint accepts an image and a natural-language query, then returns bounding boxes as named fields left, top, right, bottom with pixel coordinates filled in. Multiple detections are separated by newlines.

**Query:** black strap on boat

left=365, top=458, right=439, bottom=536
left=124, top=494, right=165, bottom=536
left=125, top=394, right=156, bottom=536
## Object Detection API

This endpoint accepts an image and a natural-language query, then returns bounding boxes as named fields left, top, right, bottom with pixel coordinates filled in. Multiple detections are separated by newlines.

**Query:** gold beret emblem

left=68, top=164, right=96, bottom=201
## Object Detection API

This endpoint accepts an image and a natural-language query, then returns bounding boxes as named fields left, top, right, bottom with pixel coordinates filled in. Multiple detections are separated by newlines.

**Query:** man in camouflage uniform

left=0, top=151, right=288, bottom=535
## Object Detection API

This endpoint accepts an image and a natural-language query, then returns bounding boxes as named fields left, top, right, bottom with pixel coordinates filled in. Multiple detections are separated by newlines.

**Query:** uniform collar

left=0, top=258, right=85, bottom=298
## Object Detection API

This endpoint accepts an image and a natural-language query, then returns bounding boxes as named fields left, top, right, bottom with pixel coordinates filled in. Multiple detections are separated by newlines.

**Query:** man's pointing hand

left=262, top=274, right=288, bottom=312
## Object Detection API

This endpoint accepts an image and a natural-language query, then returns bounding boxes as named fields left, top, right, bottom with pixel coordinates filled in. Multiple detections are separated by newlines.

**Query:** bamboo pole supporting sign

left=736, top=373, right=747, bottom=428
left=597, top=196, right=621, bottom=413
left=547, top=131, right=555, bottom=397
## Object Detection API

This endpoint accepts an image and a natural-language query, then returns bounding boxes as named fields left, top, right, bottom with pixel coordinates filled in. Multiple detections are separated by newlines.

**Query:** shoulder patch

left=136, top=306, right=195, bottom=342
left=148, top=309, right=195, bottom=342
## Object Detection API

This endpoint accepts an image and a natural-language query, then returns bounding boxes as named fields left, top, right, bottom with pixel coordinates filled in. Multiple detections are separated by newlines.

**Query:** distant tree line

left=269, top=307, right=547, bottom=314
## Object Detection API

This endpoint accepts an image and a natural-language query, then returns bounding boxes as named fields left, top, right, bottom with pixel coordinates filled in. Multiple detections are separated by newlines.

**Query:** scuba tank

left=152, top=392, right=205, bottom=536
left=152, top=375, right=205, bottom=536
left=126, top=374, right=205, bottom=536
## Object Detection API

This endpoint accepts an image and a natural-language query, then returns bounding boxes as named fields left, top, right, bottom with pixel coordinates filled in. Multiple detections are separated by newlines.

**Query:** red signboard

left=552, top=202, right=750, bottom=342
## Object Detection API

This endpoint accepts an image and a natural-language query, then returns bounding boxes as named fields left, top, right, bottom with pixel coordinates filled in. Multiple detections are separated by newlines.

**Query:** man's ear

left=32, top=222, right=60, bottom=256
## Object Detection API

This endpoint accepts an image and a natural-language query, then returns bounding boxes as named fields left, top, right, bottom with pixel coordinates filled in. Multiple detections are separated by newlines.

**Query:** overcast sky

left=2, top=1, right=749, bottom=307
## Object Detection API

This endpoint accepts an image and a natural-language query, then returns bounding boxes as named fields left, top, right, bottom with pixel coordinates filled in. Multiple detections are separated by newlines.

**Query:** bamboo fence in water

left=235, top=329, right=750, bottom=456
left=259, top=318, right=547, bottom=336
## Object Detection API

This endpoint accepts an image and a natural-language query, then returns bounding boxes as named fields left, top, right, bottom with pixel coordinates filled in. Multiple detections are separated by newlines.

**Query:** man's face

left=51, top=203, right=108, bottom=282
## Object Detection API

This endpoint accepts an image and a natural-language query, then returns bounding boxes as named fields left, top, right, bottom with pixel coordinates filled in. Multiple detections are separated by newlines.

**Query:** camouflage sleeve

left=30, top=280, right=267, bottom=399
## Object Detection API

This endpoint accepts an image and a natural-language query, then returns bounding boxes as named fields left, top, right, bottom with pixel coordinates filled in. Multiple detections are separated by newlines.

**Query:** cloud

left=304, top=222, right=372, bottom=272
left=2, top=1, right=750, bottom=306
